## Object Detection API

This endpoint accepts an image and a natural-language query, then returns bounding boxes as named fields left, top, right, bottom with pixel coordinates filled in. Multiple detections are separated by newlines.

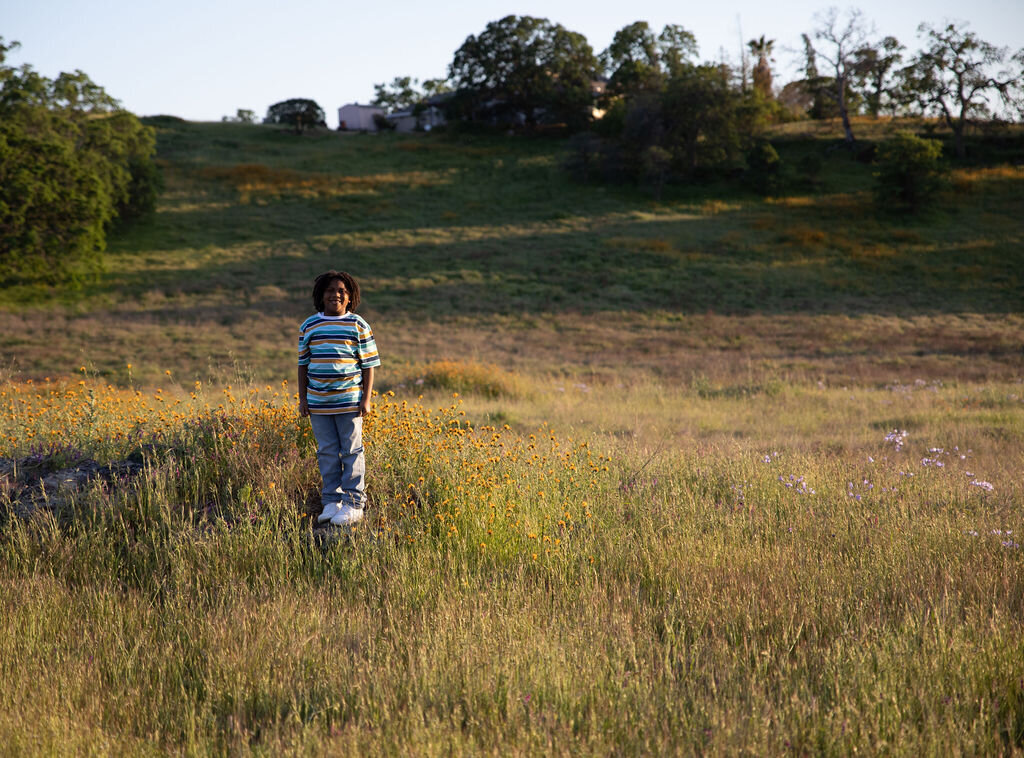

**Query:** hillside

left=1, top=119, right=1021, bottom=390
left=2, top=119, right=1023, bottom=755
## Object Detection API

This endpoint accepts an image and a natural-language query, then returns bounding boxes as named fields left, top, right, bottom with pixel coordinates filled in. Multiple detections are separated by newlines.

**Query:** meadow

left=0, top=118, right=1022, bottom=755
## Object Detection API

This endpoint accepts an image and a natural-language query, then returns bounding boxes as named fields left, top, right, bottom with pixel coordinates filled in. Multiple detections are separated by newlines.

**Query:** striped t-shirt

left=298, top=312, right=381, bottom=414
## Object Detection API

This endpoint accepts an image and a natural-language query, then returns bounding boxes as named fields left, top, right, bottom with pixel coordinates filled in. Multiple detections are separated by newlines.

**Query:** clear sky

left=5, top=0, right=1022, bottom=126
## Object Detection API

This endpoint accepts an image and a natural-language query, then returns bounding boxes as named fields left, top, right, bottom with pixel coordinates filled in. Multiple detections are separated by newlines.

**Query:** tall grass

left=2, top=373, right=1021, bottom=754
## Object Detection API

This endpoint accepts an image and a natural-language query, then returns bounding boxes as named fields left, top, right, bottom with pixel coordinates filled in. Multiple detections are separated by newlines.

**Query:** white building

left=337, top=103, right=385, bottom=131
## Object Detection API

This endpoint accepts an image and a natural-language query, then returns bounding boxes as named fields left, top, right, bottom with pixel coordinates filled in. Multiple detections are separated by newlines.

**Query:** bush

left=874, top=132, right=946, bottom=212
left=418, top=361, right=527, bottom=399
left=372, top=112, right=396, bottom=132
left=564, top=131, right=603, bottom=182
left=642, top=145, right=672, bottom=199
left=745, top=138, right=782, bottom=195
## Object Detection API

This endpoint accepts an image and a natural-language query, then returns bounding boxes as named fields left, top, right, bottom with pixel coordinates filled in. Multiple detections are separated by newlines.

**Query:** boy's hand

left=359, top=396, right=372, bottom=416
left=299, top=398, right=310, bottom=417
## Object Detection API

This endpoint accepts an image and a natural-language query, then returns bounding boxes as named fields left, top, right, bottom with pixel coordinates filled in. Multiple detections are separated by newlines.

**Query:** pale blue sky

left=5, top=0, right=1022, bottom=125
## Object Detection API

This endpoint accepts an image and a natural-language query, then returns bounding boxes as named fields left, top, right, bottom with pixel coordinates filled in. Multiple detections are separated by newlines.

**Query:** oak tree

left=448, top=15, right=598, bottom=131
left=1, top=38, right=158, bottom=283
left=900, top=23, right=1024, bottom=157
left=264, top=98, right=326, bottom=133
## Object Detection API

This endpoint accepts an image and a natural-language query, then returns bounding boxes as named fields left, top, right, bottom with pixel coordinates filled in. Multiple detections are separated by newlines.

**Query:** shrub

left=372, top=113, right=396, bottom=132
left=564, top=131, right=603, bottom=182
left=873, top=132, right=946, bottom=212
left=418, top=361, right=526, bottom=399
left=745, top=138, right=782, bottom=195
left=642, top=145, right=672, bottom=198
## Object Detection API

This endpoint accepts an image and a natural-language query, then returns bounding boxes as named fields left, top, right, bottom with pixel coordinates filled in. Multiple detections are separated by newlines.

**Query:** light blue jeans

left=309, top=413, right=366, bottom=510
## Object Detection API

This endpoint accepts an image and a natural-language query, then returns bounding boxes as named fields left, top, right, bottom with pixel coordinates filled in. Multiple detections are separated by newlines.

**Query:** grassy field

left=1, top=118, right=1022, bottom=755
left=1, top=118, right=1021, bottom=388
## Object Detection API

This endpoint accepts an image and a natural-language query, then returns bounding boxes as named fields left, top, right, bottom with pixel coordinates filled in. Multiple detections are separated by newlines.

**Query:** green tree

left=264, top=98, right=326, bottom=133
left=873, top=131, right=945, bottom=211
left=602, top=22, right=661, bottom=97
left=421, top=79, right=451, bottom=99
left=601, top=22, right=698, bottom=99
left=661, top=63, right=758, bottom=173
left=372, top=76, right=421, bottom=112
left=657, top=25, right=699, bottom=77
left=0, top=38, right=158, bottom=284
left=900, top=23, right=1024, bottom=158
left=799, top=33, right=831, bottom=119
left=852, top=36, right=904, bottom=117
left=448, top=15, right=598, bottom=131
left=222, top=108, right=256, bottom=123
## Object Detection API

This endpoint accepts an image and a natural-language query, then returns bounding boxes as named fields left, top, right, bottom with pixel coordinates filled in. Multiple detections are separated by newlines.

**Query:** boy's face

left=322, top=279, right=350, bottom=316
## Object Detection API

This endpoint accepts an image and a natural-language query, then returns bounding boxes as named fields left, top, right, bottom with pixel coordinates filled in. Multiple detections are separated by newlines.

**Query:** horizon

left=6, top=0, right=1023, bottom=126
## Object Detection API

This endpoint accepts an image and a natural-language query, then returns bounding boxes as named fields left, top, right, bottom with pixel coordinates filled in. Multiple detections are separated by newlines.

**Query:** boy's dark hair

left=312, top=270, right=361, bottom=313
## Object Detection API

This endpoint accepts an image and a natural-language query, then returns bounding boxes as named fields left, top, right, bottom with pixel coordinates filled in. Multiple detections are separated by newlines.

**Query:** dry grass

left=604, top=236, right=676, bottom=254
left=196, top=163, right=454, bottom=201
left=1, top=306, right=1021, bottom=392
left=416, top=360, right=530, bottom=399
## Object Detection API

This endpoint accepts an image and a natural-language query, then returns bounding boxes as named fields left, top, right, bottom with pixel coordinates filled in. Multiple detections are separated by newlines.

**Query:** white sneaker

left=330, top=504, right=364, bottom=526
left=317, top=503, right=340, bottom=523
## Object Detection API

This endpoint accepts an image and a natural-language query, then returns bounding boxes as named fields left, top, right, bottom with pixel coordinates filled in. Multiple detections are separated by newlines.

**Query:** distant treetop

left=264, top=99, right=326, bottom=133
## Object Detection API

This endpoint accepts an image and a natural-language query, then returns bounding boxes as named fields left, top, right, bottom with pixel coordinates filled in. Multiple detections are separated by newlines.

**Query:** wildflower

left=884, top=429, right=907, bottom=451
left=970, top=480, right=994, bottom=492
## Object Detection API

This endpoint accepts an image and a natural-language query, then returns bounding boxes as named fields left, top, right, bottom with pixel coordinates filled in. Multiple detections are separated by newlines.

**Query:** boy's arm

left=359, top=366, right=375, bottom=416
left=298, top=364, right=309, bottom=417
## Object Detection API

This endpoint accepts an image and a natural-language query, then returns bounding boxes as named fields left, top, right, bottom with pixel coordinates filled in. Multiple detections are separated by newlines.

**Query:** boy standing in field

left=298, top=270, right=381, bottom=526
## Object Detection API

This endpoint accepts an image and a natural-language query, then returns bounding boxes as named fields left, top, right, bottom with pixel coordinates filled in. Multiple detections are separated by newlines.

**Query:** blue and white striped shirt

left=298, top=312, right=381, bottom=414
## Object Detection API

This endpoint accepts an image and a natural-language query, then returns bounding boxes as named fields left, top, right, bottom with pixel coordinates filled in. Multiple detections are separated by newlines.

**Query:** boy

left=298, top=270, right=381, bottom=526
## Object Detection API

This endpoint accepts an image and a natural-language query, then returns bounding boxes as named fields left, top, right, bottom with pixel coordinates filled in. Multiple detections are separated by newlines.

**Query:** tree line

left=365, top=11, right=1023, bottom=162
left=0, top=38, right=159, bottom=284
left=256, top=10, right=1022, bottom=167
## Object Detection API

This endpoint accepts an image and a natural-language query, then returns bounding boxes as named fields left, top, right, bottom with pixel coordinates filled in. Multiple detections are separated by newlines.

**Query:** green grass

left=1, top=120, right=1021, bottom=388
left=1, top=118, right=1022, bottom=754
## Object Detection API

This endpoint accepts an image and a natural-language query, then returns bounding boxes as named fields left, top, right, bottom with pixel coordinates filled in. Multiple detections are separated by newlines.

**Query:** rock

left=8, top=455, right=147, bottom=517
